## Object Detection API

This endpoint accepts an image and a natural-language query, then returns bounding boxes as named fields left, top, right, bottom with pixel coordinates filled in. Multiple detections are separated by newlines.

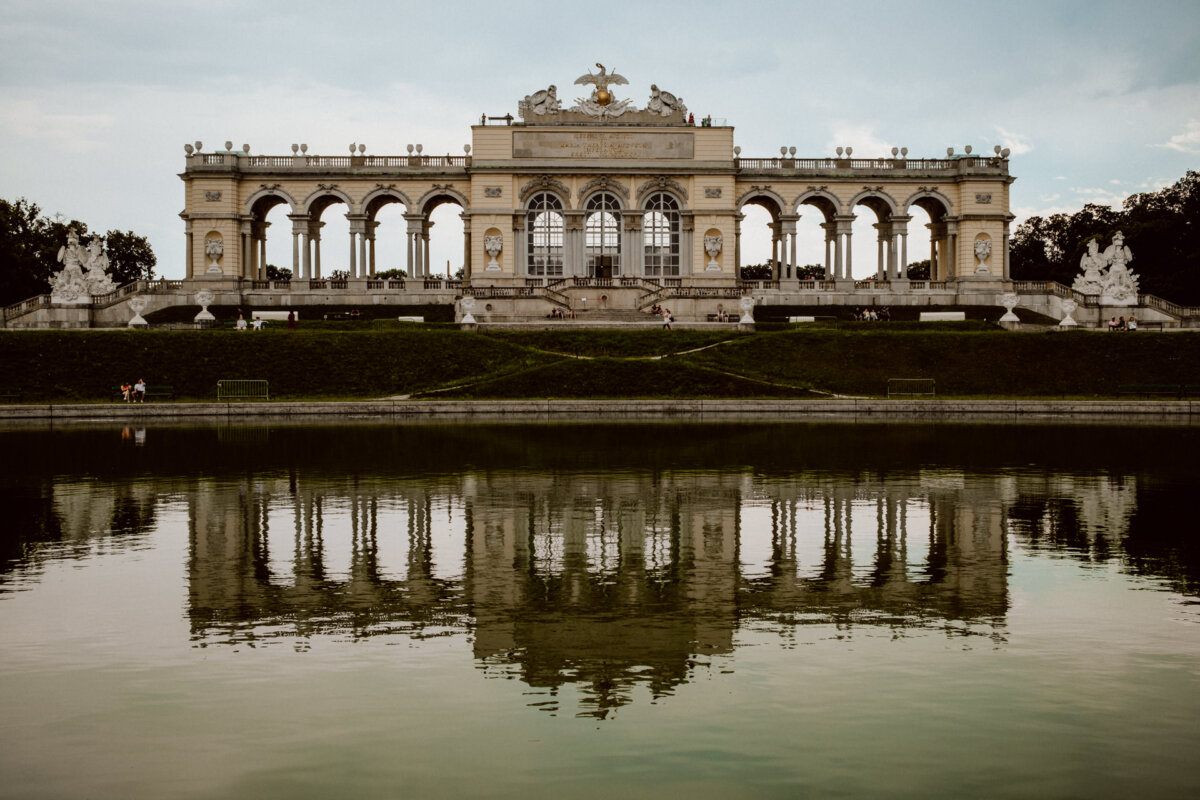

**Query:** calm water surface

left=1, top=421, right=1198, bottom=799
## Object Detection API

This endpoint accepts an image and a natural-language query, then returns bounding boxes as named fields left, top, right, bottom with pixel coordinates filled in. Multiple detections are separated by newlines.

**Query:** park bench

left=216, top=379, right=269, bottom=401
left=1134, top=321, right=1164, bottom=331
left=112, top=385, right=175, bottom=401
left=706, top=314, right=738, bottom=322
left=0, top=387, right=22, bottom=401
left=1116, top=384, right=1182, bottom=399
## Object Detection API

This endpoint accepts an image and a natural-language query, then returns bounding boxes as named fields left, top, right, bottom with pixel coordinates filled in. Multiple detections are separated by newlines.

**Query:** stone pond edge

left=0, top=398, right=1196, bottom=421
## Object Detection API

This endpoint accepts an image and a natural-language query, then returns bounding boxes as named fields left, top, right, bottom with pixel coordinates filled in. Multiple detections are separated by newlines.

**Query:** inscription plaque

left=513, top=131, right=694, bottom=160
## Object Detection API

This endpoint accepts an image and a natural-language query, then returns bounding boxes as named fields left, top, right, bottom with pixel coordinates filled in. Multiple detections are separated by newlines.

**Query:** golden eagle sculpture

left=574, top=63, right=629, bottom=106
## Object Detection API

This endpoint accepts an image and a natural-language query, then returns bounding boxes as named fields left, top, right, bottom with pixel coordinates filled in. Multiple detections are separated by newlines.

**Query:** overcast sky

left=2, top=0, right=1197, bottom=279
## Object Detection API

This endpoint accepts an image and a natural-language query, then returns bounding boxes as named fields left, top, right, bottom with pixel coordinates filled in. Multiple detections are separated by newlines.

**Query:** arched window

left=643, top=192, right=680, bottom=277
left=585, top=192, right=621, bottom=278
left=526, top=193, right=564, bottom=277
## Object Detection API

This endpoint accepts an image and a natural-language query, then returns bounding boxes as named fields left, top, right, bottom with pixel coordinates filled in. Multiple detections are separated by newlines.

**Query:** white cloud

left=0, top=99, right=115, bottom=153
left=1161, top=120, right=1200, bottom=153
left=825, top=123, right=893, bottom=159
left=995, top=127, right=1033, bottom=155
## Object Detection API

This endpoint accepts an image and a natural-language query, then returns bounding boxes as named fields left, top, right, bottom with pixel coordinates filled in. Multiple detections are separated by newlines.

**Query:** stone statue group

left=1072, top=231, right=1139, bottom=306
left=48, top=228, right=116, bottom=304
left=520, top=64, right=687, bottom=120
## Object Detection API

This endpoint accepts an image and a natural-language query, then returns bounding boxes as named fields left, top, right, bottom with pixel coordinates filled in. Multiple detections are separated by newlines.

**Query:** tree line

left=0, top=197, right=156, bottom=307
left=1010, top=171, right=1199, bottom=305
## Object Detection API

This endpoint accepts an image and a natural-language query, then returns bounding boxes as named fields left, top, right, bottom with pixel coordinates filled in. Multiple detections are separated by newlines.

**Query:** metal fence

left=887, top=378, right=936, bottom=398
left=216, top=380, right=269, bottom=401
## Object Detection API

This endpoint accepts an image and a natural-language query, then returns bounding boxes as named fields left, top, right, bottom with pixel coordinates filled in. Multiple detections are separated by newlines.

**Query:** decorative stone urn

left=738, top=294, right=755, bottom=324
left=127, top=296, right=149, bottom=328
left=194, top=289, right=216, bottom=322
left=458, top=295, right=477, bottom=325
left=205, top=237, right=223, bottom=274
left=705, top=235, right=723, bottom=271
left=1059, top=298, right=1078, bottom=328
left=999, top=293, right=1020, bottom=323
left=974, top=239, right=991, bottom=274
left=484, top=235, right=503, bottom=271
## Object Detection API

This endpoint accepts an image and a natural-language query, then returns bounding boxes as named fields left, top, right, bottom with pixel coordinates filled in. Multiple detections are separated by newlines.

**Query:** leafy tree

left=265, top=264, right=292, bottom=281
left=0, top=197, right=156, bottom=306
left=376, top=268, right=407, bottom=279
left=102, top=230, right=155, bottom=283
left=906, top=259, right=930, bottom=280
left=796, top=263, right=826, bottom=279
left=1010, top=171, right=1199, bottom=305
left=739, top=263, right=773, bottom=280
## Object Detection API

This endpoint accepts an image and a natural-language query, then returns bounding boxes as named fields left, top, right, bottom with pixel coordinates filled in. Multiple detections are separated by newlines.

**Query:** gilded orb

left=594, top=89, right=611, bottom=106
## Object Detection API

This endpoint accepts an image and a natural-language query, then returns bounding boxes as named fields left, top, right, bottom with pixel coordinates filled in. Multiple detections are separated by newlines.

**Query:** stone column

left=624, top=213, right=643, bottom=277
left=779, top=215, right=798, bottom=284
left=405, top=214, right=424, bottom=278
left=289, top=215, right=308, bottom=279
left=821, top=222, right=833, bottom=278
left=733, top=213, right=743, bottom=278
left=874, top=224, right=886, bottom=281
left=511, top=213, right=525, bottom=280
left=239, top=221, right=252, bottom=279
left=834, top=216, right=856, bottom=281
left=889, top=216, right=910, bottom=280
left=185, top=221, right=194, bottom=279
left=681, top=214, right=694, bottom=277
left=421, top=219, right=432, bottom=278
left=1002, top=219, right=1012, bottom=278
left=928, top=222, right=946, bottom=281
left=946, top=220, right=960, bottom=279
left=564, top=213, right=585, bottom=278
left=369, top=220, right=379, bottom=277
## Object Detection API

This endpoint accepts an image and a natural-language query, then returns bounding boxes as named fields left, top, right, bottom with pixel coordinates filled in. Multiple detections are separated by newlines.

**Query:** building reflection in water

left=185, top=469, right=1010, bottom=718
left=6, top=422, right=1198, bottom=718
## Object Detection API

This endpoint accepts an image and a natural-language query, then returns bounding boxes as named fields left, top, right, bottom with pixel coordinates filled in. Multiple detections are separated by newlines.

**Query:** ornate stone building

left=15, top=63, right=1190, bottom=327
left=173, top=64, right=1017, bottom=321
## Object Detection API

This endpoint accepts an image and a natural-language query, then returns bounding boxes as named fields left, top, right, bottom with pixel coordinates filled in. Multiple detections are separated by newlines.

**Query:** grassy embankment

left=1, top=326, right=1197, bottom=401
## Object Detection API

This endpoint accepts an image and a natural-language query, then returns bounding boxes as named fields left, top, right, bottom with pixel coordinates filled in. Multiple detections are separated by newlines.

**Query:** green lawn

left=1, top=326, right=1196, bottom=401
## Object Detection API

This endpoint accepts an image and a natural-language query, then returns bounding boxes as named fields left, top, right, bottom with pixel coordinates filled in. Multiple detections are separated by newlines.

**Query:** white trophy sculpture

left=1059, top=298, right=1078, bottom=328
left=205, top=237, right=223, bottom=273
left=194, top=289, right=215, bottom=322
left=458, top=295, right=477, bottom=325
left=484, top=235, right=503, bottom=271
left=127, top=296, right=149, bottom=328
left=999, top=292, right=1020, bottom=323
left=705, top=235, right=723, bottom=271
left=738, top=295, right=755, bottom=324
left=974, top=239, right=991, bottom=274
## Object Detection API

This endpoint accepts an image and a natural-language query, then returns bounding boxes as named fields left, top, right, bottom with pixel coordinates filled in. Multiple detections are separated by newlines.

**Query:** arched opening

left=643, top=192, right=680, bottom=278
left=584, top=192, right=622, bottom=278
left=849, top=194, right=897, bottom=281
left=251, top=195, right=293, bottom=281
left=307, top=195, right=351, bottom=280
left=526, top=192, right=565, bottom=278
left=795, top=195, right=838, bottom=279
left=737, top=196, right=782, bottom=281
left=906, top=195, right=953, bottom=280
left=420, top=195, right=466, bottom=280
left=364, top=195, right=409, bottom=279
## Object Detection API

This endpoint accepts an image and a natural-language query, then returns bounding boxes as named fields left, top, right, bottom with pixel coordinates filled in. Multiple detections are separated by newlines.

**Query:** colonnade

left=735, top=210, right=978, bottom=282
left=233, top=209, right=449, bottom=281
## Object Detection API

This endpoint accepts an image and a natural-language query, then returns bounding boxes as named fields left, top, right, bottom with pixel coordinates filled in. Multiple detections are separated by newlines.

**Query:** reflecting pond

left=1, top=421, right=1199, bottom=799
